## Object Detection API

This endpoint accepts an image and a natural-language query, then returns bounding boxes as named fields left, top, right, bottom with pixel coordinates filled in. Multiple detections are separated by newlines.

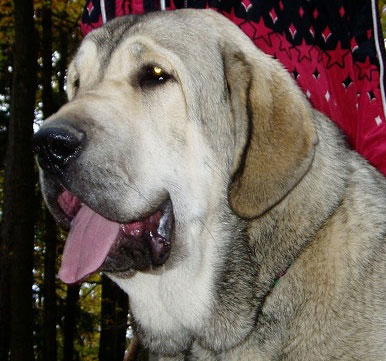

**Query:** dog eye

left=139, top=65, right=172, bottom=87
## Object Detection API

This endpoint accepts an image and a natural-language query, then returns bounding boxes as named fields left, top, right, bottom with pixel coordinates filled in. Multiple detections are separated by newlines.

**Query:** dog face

left=34, top=9, right=317, bottom=355
left=37, top=12, right=235, bottom=276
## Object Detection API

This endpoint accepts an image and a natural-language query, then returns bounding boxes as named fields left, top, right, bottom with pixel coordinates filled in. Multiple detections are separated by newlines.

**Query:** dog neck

left=248, top=112, right=349, bottom=296
left=194, top=111, right=352, bottom=356
left=115, top=112, right=352, bottom=357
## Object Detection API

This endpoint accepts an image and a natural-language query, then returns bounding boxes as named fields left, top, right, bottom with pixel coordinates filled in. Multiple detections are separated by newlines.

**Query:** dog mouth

left=57, top=190, right=173, bottom=284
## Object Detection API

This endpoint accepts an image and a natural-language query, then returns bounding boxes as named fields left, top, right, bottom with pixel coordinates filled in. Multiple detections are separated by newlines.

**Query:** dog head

left=34, top=9, right=317, bottom=354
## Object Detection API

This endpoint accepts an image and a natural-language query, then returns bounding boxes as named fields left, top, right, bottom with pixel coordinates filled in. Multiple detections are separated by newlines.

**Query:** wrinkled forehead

left=76, top=11, right=223, bottom=75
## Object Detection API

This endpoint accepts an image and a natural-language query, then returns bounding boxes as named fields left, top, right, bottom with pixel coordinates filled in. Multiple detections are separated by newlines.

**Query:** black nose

left=33, top=127, right=84, bottom=174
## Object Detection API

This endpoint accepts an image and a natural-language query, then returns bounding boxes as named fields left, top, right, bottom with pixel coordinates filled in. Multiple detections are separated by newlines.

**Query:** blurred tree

left=0, top=2, right=14, bottom=354
left=1, top=2, right=37, bottom=361
left=63, top=284, right=80, bottom=361
left=40, top=1, right=60, bottom=360
left=99, top=275, right=129, bottom=361
left=379, top=0, right=386, bottom=38
left=42, top=210, right=59, bottom=361
left=0, top=1, right=86, bottom=360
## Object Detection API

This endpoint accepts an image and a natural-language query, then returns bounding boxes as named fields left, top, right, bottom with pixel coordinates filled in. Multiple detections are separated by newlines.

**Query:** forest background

left=0, top=1, right=386, bottom=361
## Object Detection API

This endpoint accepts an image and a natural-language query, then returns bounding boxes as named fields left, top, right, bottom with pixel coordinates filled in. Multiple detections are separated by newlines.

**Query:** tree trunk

left=0, top=232, right=11, bottom=360
left=63, top=285, right=80, bottom=361
left=43, top=210, right=57, bottom=361
left=41, top=2, right=58, bottom=361
left=1, top=0, right=37, bottom=360
left=41, top=0, right=55, bottom=118
left=99, top=275, right=129, bottom=361
left=58, top=30, right=68, bottom=96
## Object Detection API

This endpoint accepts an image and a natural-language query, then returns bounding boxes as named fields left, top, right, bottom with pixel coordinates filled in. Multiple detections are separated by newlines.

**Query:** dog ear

left=224, top=46, right=318, bottom=219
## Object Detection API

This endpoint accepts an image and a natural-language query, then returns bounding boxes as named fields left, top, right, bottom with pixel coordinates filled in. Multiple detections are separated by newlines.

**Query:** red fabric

left=219, top=8, right=386, bottom=174
left=80, top=0, right=386, bottom=175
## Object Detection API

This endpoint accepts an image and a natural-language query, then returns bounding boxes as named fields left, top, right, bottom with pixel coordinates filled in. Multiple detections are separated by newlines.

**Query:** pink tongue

left=59, top=204, right=120, bottom=284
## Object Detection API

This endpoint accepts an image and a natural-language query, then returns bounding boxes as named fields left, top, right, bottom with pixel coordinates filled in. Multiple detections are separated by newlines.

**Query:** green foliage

left=380, top=0, right=386, bottom=38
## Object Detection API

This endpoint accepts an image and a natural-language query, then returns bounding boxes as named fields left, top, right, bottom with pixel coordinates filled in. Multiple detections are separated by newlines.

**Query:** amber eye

left=139, top=65, right=171, bottom=87
left=153, top=66, right=163, bottom=76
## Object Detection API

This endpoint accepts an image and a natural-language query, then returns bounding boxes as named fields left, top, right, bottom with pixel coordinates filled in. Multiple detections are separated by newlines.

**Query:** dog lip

left=56, top=188, right=174, bottom=277
left=100, top=198, right=174, bottom=273
left=57, top=187, right=172, bottom=228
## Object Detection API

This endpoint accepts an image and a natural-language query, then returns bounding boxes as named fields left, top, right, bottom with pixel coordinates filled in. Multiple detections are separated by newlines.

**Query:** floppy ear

left=225, top=46, right=318, bottom=219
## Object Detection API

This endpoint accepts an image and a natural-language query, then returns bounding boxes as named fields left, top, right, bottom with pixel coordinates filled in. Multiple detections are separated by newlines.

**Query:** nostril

left=46, top=132, right=82, bottom=161
left=33, top=127, right=84, bottom=173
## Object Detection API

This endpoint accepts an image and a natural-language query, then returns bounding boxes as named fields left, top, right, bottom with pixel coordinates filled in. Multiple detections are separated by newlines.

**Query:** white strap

left=100, top=0, right=107, bottom=23
left=371, top=0, right=386, bottom=119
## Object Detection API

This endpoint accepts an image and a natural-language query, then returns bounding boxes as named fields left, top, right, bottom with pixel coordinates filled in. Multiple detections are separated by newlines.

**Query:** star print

left=325, top=41, right=350, bottom=69
left=313, top=69, right=320, bottom=80
left=241, top=0, right=252, bottom=12
left=252, top=18, right=275, bottom=48
left=87, top=1, right=94, bottom=15
left=368, top=91, right=376, bottom=101
left=355, top=56, right=378, bottom=81
left=342, top=75, right=352, bottom=89
left=290, top=40, right=313, bottom=63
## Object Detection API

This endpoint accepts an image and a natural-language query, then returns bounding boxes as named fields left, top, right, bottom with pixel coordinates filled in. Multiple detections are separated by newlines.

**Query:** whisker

left=129, top=180, right=151, bottom=206
left=204, top=157, right=226, bottom=180
left=197, top=217, right=221, bottom=253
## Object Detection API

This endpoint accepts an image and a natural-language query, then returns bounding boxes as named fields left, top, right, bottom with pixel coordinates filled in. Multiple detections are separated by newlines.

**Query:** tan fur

left=225, top=46, right=318, bottom=218
left=37, top=9, right=386, bottom=361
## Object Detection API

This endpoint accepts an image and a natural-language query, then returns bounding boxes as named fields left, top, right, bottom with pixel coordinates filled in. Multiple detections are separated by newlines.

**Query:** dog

left=33, top=9, right=386, bottom=360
